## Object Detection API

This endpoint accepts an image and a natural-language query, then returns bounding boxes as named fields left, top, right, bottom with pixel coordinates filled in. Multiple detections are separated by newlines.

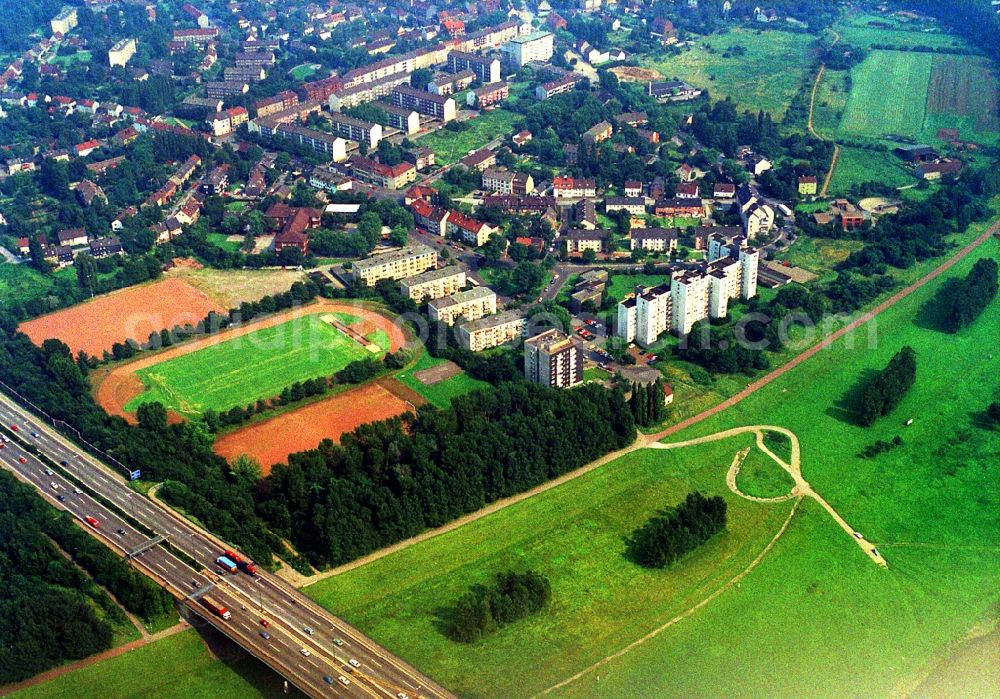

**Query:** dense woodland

left=627, top=492, right=728, bottom=568
left=444, top=570, right=552, bottom=643
left=259, top=382, right=635, bottom=567
left=0, top=472, right=125, bottom=683
left=857, top=346, right=917, bottom=426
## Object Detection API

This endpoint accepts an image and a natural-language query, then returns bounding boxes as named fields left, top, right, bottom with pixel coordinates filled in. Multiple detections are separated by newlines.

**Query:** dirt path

left=808, top=30, right=841, bottom=196
left=0, top=622, right=189, bottom=695
left=649, top=425, right=884, bottom=567
left=295, top=221, right=999, bottom=587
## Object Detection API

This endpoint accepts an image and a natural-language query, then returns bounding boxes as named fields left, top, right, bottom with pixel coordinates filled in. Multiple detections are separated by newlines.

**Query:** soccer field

left=126, top=314, right=384, bottom=416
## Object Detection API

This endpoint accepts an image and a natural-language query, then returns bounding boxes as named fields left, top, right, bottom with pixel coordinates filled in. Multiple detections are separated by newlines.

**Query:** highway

left=0, top=392, right=452, bottom=699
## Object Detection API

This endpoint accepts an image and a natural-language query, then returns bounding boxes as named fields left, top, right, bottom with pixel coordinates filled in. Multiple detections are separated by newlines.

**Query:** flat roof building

left=352, top=244, right=437, bottom=287
left=524, top=329, right=585, bottom=389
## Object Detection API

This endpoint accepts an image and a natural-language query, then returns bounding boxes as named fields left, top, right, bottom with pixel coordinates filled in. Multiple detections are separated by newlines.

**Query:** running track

left=652, top=221, right=1000, bottom=442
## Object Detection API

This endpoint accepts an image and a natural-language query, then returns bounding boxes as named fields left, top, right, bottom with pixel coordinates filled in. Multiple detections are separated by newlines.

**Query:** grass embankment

left=306, top=238, right=1000, bottom=698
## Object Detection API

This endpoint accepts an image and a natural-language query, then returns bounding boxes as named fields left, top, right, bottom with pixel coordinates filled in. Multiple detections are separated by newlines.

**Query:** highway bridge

left=0, top=392, right=453, bottom=699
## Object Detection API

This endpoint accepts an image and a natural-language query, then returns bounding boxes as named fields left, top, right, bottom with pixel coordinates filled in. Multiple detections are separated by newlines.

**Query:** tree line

left=627, top=492, right=728, bottom=568
left=258, top=382, right=636, bottom=567
left=629, top=379, right=669, bottom=427
left=444, top=570, right=552, bottom=643
left=857, top=346, right=917, bottom=427
left=933, top=258, right=998, bottom=333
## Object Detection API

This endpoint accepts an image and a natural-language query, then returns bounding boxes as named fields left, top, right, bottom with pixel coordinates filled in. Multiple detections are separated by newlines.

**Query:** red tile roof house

left=676, top=182, right=699, bottom=199
left=713, top=182, right=736, bottom=199
left=411, top=198, right=450, bottom=237
left=273, top=208, right=319, bottom=254
left=74, top=139, right=100, bottom=157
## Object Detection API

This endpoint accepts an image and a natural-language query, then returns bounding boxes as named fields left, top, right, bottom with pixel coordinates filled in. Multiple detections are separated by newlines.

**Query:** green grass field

left=734, top=445, right=796, bottom=499
left=416, top=109, right=520, bottom=166
left=394, top=351, right=488, bottom=408
left=827, top=145, right=915, bottom=195
left=206, top=233, right=243, bottom=253
left=839, top=50, right=934, bottom=139
left=304, top=229, right=1000, bottom=697
left=10, top=629, right=288, bottom=699
left=641, top=29, right=817, bottom=118
left=289, top=63, right=319, bottom=80
left=605, top=273, right=669, bottom=303
left=126, top=314, right=386, bottom=417
left=50, top=50, right=92, bottom=67
left=0, top=263, right=55, bottom=307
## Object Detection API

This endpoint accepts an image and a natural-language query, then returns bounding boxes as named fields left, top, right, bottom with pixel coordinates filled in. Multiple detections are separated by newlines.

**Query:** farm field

left=416, top=109, right=520, bottom=166
left=305, top=238, right=1000, bottom=698
left=921, top=55, right=1000, bottom=144
left=125, top=314, right=383, bottom=417
left=640, top=28, right=817, bottom=118
left=809, top=67, right=850, bottom=136
left=167, top=265, right=308, bottom=307
left=834, top=13, right=972, bottom=51
left=9, top=628, right=288, bottom=699
left=213, top=379, right=418, bottom=471
left=838, top=50, right=933, bottom=139
left=826, top=145, right=914, bottom=195
left=394, top=352, right=487, bottom=409
left=18, top=277, right=225, bottom=357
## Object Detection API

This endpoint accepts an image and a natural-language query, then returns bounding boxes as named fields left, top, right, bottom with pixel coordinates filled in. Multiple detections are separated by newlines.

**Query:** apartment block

left=448, top=51, right=501, bottom=84
left=400, top=267, right=466, bottom=302
left=428, top=287, right=498, bottom=325
left=108, top=38, right=137, bottom=68
left=389, top=85, right=456, bottom=122
left=467, top=81, right=509, bottom=108
left=374, top=102, right=421, bottom=135
left=630, top=227, right=678, bottom=253
left=524, top=329, right=585, bottom=389
left=351, top=244, right=437, bottom=286
left=325, top=112, right=382, bottom=149
left=670, top=270, right=711, bottom=335
left=482, top=168, right=534, bottom=195
left=457, top=310, right=526, bottom=351
left=428, top=70, right=475, bottom=96
left=349, top=155, right=416, bottom=190
left=250, top=119, right=347, bottom=161
left=51, top=7, right=78, bottom=35
left=605, top=196, right=646, bottom=215
left=328, top=73, right=410, bottom=112
left=616, top=283, right=671, bottom=346
left=205, top=80, right=249, bottom=98
left=503, top=31, right=554, bottom=67
left=254, top=90, right=300, bottom=119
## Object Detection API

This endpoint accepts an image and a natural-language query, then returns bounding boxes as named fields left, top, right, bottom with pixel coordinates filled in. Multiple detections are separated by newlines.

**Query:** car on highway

left=299, top=648, right=311, bottom=657
left=73, top=487, right=82, bottom=494
left=338, top=676, right=350, bottom=686
left=259, top=631, right=271, bottom=640
left=60, top=460, right=68, bottom=466
left=49, top=482, right=58, bottom=490
left=18, top=456, right=26, bottom=464
left=116, top=528, right=126, bottom=536
left=10, top=424, right=18, bottom=431
left=323, top=676, right=334, bottom=685
left=57, top=494, right=66, bottom=502
left=333, top=638, right=344, bottom=646
left=348, top=659, right=360, bottom=668
left=303, top=626, right=314, bottom=635
left=31, top=432, right=39, bottom=438
left=44, top=468, right=53, bottom=476
left=84, top=516, right=99, bottom=527
left=397, top=693, right=411, bottom=699
left=260, top=619, right=270, bottom=627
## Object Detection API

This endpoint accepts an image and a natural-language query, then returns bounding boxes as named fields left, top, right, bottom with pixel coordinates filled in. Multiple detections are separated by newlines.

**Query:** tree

left=230, top=454, right=262, bottom=489
left=857, top=346, right=917, bottom=426
left=28, top=235, right=47, bottom=272
left=582, top=248, right=597, bottom=263
left=74, top=253, right=98, bottom=294
left=410, top=68, right=433, bottom=90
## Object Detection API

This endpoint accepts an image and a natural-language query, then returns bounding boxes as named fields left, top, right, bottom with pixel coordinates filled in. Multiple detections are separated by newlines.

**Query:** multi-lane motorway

left=0, top=393, right=452, bottom=699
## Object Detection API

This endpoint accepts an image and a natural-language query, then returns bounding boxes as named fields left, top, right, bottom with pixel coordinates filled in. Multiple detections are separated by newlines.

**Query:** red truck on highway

left=200, top=595, right=231, bottom=620
left=223, top=549, right=258, bottom=575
